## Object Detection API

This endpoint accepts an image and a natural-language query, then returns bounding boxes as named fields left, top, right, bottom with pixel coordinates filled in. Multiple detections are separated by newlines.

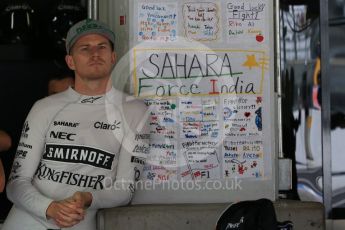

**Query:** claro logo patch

left=94, top=121, right=121, bottom=130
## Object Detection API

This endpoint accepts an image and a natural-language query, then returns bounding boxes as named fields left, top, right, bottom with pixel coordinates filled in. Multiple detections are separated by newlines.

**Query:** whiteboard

left=104, top=0, right=277, bottom=204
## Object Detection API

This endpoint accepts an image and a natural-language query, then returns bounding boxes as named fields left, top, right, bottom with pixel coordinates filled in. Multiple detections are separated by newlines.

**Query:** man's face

left=65, top=34, right=116, bottom=82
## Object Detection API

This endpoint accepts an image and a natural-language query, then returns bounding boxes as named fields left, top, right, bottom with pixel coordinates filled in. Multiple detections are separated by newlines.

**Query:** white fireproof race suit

left=3, top=87, right=149, bottom=230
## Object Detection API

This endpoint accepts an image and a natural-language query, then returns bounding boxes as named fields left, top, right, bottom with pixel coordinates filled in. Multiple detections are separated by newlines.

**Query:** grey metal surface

left=88, top=0, right=98, bottom=19
left=96, top=201, right=324, bottom=230
left=275, top=0, right=284, bottom=159
left=319, top=0, right=333, bottom=218
left=279, top=158, right=292, bottom=190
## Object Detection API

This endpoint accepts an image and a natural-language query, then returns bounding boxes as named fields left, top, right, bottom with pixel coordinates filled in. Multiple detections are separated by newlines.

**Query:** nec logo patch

left=50, top=131, right=76, bottom=141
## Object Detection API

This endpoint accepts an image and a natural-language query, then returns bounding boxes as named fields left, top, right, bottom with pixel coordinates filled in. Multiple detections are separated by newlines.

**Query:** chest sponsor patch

left=53, top=120, right=79, bottom=127
left=35, top=162, right=105, bottom=189
left=43, top=144, right=115, bottom=170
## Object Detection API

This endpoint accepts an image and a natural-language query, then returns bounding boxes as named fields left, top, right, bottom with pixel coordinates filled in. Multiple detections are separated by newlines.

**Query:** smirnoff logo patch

left=43, top=144, right=115, bottom=170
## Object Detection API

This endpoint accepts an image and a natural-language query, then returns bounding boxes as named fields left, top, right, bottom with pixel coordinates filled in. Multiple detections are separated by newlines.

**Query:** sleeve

left=6, top=101, right=54, bottom=221
left=89, top=102, right=150, bottom=209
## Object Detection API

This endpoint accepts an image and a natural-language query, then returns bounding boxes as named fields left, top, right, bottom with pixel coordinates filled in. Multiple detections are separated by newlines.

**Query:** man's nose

left=90, top=46, right=101, bottom=56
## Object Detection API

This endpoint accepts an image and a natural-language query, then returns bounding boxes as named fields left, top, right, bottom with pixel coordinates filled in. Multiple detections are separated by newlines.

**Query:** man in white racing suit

left=3, top=19, right=149, bottom=230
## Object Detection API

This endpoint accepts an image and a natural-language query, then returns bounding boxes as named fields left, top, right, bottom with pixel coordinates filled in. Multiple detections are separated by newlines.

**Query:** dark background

left=0, top=0, right=86, bottom=222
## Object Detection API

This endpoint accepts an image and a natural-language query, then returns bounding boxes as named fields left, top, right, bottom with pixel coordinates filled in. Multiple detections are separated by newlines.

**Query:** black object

left=216, top=199, right=278, bottom=230
left=0, top=0, right=35, bottom=44
left=47, top=0, right=86, bottom=57
left=277, top=220, right=294, bottom=230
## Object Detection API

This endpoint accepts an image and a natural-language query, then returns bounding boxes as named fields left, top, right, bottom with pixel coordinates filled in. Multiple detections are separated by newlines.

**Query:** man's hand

left=46, top=199, right=85, bottom=228
left=0, top=130, right=11, bottom=152
left=68, top=191, right=93, bottom=209
left=46, top=192, right=92, bottom=228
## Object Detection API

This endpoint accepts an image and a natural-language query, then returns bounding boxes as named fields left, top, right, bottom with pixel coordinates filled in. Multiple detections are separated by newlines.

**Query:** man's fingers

left=54, top=210, right=82, bottom=227
left=47, top=199, right=85, bottom=228
left=60, top=200, right=85, bottom=215
left=55, top=218, right=79, bottom=228
left=57, top=209, right=77, bottom=222
left=59, top=208, right=84, bottom=221
left=58, top=203, right=76, bottom=213
left=54, top=201, right=85, bottom=222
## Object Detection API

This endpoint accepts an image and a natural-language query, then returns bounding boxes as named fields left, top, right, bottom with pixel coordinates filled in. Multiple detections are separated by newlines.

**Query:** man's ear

left=65, top=55, right=76, bottom=70
left=111, top=52, right=117, bottom=65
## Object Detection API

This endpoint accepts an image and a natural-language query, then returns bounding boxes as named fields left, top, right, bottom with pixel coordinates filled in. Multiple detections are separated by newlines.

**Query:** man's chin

left=85, top=73, right=109, bottom=81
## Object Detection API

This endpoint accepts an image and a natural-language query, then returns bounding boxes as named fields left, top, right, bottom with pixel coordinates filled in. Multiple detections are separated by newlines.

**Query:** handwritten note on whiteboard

left=223, top=139, right=263, bottom=178
left=223, top=96, right=263, bottom=137
left=138, top=2, right=178, bottom=42
left=182, top=2, right=221, bottom=41
left=226, top=0, right=268, bottom=44
left=144, top=140, right=178, bottom=182
left=180, top=139, right=221, bottom=180
left=146, top=99, right=178, bottom=139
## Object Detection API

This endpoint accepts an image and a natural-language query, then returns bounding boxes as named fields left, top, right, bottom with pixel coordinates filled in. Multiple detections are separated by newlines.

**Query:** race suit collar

left=67, top=87, right=119, bottom=104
